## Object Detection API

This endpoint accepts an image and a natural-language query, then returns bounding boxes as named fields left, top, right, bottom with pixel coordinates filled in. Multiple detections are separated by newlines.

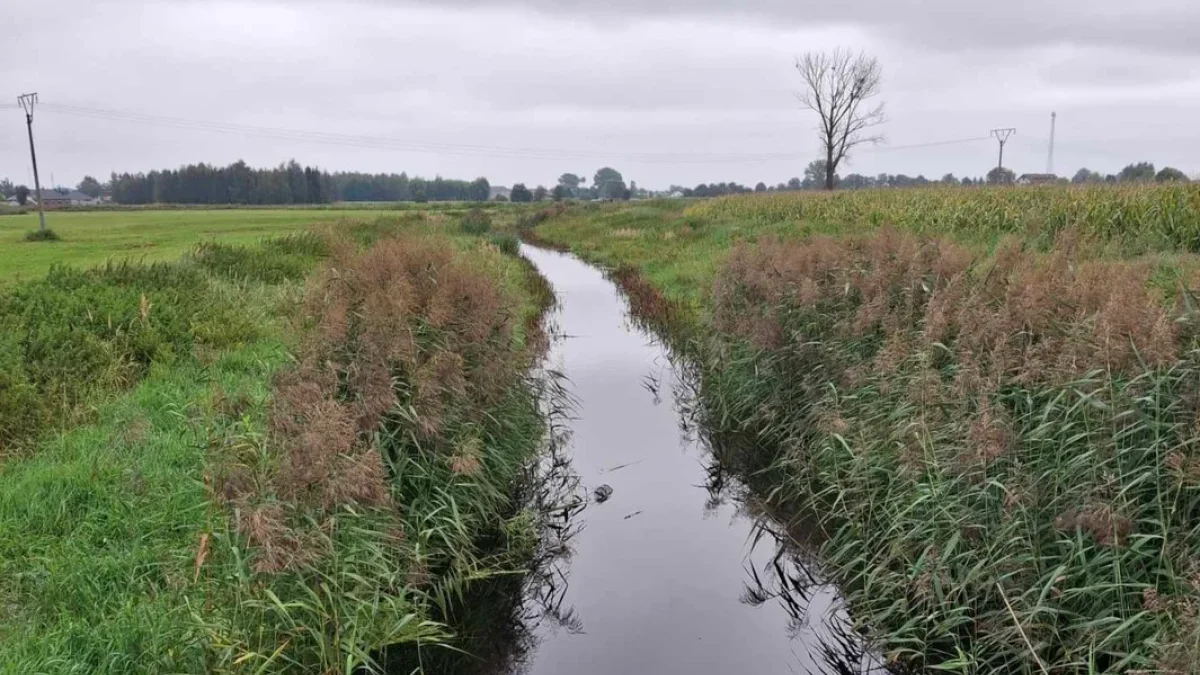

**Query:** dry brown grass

left=713, top=227, right=1179, bottom=391
left=221, top=231, right=531, bottom=572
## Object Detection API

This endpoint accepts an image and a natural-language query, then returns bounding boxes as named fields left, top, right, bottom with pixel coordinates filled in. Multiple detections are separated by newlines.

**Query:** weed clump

left=24, top=228, right=60, bottom=242
left=193, top=233, right=326, bottom=283
left=488, top=233, right=520, bottom=256
left=459, top=208, right=492, bottom=235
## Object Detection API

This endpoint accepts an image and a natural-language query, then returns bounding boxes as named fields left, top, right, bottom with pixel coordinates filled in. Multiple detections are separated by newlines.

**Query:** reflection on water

left=497, top=245, right=885, bottom=675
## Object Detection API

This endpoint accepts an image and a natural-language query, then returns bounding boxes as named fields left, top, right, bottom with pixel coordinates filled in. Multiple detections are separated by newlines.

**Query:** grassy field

left=531, top=185, right=1200, bottom=674
left=0, top=209, right=384, bottom=283
left=0, top=210, right=555, bottom=673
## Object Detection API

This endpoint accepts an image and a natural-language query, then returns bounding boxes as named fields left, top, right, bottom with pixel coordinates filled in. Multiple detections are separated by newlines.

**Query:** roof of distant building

left=39, top=188, right=96, bottom=201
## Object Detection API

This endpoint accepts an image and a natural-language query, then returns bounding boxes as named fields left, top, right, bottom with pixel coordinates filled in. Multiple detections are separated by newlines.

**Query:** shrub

left=460, top=208, right=492, bottom=235
left=487, top=233, right=520, bottom=256
left=24, top=228, right=61, bottom=242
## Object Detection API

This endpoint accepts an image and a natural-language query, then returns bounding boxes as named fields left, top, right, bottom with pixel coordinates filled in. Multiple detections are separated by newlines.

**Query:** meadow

left=0, top=208, right=554, bottom=674
left=531, top=183, right=1200, bottom=674
left=0, top=209, right=365, bottom=283
left=0, top=203, right=528, bottom=283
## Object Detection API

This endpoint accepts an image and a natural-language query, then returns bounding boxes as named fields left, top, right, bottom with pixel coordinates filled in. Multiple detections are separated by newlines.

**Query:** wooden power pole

left=17, top=93, right=46, bottom=233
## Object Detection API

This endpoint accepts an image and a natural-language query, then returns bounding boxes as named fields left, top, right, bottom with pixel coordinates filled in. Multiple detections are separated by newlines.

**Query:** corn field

left=687, top=184, right=1200, bottom=251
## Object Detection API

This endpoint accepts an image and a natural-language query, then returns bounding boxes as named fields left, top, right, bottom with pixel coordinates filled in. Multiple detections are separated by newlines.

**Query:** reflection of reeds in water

left=737, top=524, right=886, bottom=675
left=478, top=367, right=590, bottom=674
left=518, top=371, right=588, bottom=644
left=684, top=363, right=887, bottom=675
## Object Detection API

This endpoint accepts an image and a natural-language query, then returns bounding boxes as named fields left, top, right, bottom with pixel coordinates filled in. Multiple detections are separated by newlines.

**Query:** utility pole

left=17, top=93, right=46, bottom=234
left=1047, top=112, right=1057, bottom=175
left=990, top=128, right=1016, bottom=182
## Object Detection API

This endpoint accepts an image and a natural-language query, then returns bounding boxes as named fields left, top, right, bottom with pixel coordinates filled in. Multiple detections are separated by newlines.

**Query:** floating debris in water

left=623, top=510, right=643, bottom=520
left=592, top=484, right=613, bottom=503
left=601, top=459, right=645, bottom=474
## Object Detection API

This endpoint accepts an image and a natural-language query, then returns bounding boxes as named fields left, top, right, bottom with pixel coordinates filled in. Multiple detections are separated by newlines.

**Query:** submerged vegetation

left=0, top=214, right=557, bottom=673
left=531, top=184, right=1200, bottom=673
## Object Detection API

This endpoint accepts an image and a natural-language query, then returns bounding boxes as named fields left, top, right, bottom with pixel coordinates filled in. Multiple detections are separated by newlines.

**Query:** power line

left=1012, top=135, right=1146, bottom=165
left=36, top=101, right=991, bottom=165
left=863, top=136, right=991, bottom=153
left=38, top=102, right=791, bottom=163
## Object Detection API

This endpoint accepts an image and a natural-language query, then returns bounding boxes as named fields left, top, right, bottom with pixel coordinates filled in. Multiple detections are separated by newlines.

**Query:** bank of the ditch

left=0, top=214, right=556, bottom=674
left=531, top=195, right=1200, bottom=674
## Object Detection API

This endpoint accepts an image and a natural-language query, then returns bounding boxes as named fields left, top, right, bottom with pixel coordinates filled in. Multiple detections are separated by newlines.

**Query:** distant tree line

left=98, top=160, right=491, bottom=205
left=2, top=158, right=1193, bottom=210
left=1070, top=162, right=1189, bottom=185
left=680, top=160, right=1192, bottom=196
left=543, top=168, right=637, bottom=201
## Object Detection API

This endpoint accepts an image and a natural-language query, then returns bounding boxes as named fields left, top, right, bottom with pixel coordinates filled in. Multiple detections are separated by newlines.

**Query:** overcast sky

left=3, top=0, right=1199, bottom=189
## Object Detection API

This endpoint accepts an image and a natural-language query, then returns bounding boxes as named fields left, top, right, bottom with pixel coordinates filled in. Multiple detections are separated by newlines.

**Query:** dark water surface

left=514, top=245, right=883, bottom=675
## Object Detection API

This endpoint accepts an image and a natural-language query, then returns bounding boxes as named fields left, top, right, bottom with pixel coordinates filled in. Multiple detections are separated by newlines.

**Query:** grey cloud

left=1039, top=50, right=1191, bottom=87
left=2, top=0, right=1198, bottom=190
left=369, top=0, right=1200, bottom=55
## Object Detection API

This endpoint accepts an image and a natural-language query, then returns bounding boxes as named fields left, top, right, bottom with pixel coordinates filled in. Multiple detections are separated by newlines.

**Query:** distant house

left=489, top=186, right=511, bottom=201
left=1018, top=173, right=1059, bottom=186
left=37, top=188, right=99, bottom=207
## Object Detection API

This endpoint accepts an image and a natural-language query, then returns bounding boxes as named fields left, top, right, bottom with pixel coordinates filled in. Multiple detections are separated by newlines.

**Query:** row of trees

left=660, top=160, right=1192, bottom=198
left=3, top=162, right=494, bottom=205
left=1070, top=163, right=1189, bottom=184
left=724, top=160, right=1193, bottom=195
left=498, top=168, right=641, bottom=203
left=3, top=164, right=641, bottom=206
left=101, top=161, right=492, bottom=205
left=548, top=168, right=634, bottom=201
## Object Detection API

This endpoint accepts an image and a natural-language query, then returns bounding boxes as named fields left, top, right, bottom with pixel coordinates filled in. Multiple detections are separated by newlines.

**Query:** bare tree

left=795, top=49, right=886, bottom=190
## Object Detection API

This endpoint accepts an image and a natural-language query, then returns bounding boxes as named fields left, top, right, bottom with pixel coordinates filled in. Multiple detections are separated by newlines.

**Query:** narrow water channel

left=516, top=245, right=883, bottom=675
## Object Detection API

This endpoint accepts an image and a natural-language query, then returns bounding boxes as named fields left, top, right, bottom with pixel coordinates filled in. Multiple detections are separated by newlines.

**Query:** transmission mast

left=1047, top=112, right=1057, bottom=175
left=990, top=128, right=1016, bottom=180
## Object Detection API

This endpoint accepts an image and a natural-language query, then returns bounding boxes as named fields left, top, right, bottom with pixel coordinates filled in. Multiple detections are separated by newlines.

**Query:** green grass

left=0, top=209, right=382, bottom=284
left=0, top=340, right=290, bottom=672
left=0, top=204, right=549, bottom=285
left=532, top=200, right=797, bottom=312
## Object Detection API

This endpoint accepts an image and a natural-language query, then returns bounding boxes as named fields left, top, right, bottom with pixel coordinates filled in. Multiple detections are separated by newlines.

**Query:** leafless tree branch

left=795, top=48, right=886, bottom=190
